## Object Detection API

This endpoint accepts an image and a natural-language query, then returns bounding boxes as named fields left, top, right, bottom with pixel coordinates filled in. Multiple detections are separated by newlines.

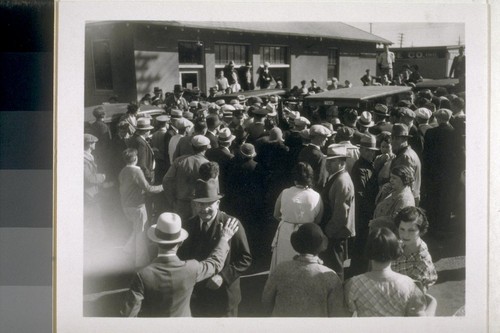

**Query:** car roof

left=415, top=78, right=459, bottom=89
left=304, top=86, right=412, bottom=102
left=84, top=103, right=164, bottom=123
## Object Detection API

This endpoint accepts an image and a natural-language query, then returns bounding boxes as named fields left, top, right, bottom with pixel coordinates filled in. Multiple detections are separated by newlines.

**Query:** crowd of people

left=84, top=68, right=465, bottom=317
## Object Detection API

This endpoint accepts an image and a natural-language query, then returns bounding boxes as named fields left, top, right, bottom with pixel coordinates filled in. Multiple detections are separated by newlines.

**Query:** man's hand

left=206, top=274, right=223, bottom=290
left=220, top=218, right=239, bottom=241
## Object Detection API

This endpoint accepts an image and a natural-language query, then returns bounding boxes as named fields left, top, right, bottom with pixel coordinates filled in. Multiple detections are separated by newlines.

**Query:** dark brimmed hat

left=336, top=126, right=355, bottom=141
left=291, top=223, right=328, bottom=255
left=174, top=84, right=184, bottom=93
left=373, top=104, right=389, bottom=117
left=253, top=107, right=269, bottom=116
left=193, top=179, right=223, bottom=203
left=357, top=135, right=379, bottom=151
left=391, top=123, right=412, bottom=138
left=240, top=143, right=256, bottom=158
left=147, top=212, right=189, bottom=244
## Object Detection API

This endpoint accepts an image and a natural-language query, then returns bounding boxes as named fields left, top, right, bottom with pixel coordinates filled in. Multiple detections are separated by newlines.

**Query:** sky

left=347, top=22, right=465, bottom=48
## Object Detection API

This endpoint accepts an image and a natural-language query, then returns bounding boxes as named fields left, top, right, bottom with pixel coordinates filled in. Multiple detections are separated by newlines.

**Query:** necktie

left=202, top=222, right=209, bottom=234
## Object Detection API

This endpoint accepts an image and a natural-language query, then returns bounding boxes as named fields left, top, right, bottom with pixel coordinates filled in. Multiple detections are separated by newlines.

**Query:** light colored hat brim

left=326, top=155, right=347, bottom=160
left=192, top=194, right=224, bottom=203
left=137, top=125, right=154, bottom=131
left=357, top=144, right=380, bottom=151
left=147, top=225, right=189, bottom=244
left=359, top=121, right=375, bottom=128
left=219, top=135, right=236, bottom=142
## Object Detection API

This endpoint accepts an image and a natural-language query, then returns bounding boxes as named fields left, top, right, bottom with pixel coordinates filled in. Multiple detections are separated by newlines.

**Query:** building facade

left=85, top=21, right=390, bottom=106
left=387, top=45, right=465, bottom=80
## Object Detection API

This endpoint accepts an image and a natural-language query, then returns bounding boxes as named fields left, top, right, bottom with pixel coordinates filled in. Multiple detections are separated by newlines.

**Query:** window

left=215, top=43, right=248, bottom=65
left=178, top=41, right=203, bottom=65
left=260, top=46, right=288, bottom=65
left=92, top=40, right=113, bottom=90
left=328, top=48, right=339, bottom=79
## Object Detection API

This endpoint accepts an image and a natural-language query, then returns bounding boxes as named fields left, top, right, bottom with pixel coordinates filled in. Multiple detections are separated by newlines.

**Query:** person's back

left=263, top=259, right=343, bottom=317
left=345, top=270, right=424, bottom=317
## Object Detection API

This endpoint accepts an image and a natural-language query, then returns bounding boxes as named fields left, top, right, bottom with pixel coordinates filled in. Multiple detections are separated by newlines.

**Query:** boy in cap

left=320, top=144, right=355, bottom=281
left=119, top=148, right=164, bottom=268
left=178, top=179, right=252, bottom=317
left=121, top=212, right=240, bottom=317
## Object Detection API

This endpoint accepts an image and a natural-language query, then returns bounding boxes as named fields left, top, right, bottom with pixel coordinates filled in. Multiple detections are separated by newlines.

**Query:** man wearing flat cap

left=84, top=134, right=108, bottom=237
left=121, top=212, right=240, bottom=317
left=178, top=178, right=252, bottom=317
left=298, top=124, right=332, bottom=191
left=163, top=135, right=210, bottom=221
left=320, top=144, right=355, bottom=281
left=390, top=123, right=422, bottom=206
left=370, top=103, right=393, bottom=136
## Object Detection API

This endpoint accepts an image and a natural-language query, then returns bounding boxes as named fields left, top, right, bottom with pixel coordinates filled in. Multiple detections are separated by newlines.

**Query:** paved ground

left=83, top=211, right=466, bottom=317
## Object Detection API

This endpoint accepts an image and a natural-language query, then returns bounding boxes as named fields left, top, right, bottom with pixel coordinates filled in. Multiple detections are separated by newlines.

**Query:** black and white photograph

left=56, top=1, right=489, bottom=332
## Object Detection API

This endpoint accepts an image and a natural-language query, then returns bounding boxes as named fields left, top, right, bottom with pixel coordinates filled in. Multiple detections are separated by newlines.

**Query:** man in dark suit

left=205, top=114, right=221, bottom=149
left=422, top=109, right=460, bottom=234
left=126, top=118, right=155, bottom=183
left=206, top=128, right=235, bottom=195
left=178, top=178, right=252, bottom=317
left=298, top=124, right=332, bottom=192
left=121, top=212, right=240, bottom=317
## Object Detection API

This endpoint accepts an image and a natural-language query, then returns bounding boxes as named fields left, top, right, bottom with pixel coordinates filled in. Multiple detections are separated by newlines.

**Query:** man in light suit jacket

left=121, top=212, right=240, bottom=317
left=178, top=178, right=252, bottom=317
left=320, top=144, right=355, bottom=281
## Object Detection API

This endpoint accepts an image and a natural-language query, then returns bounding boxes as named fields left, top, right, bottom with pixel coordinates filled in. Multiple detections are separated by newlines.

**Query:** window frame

left=91, top=39, right=114, bottom=92
left=214, top=42, right=250, bottom=67
left=178, top=40, right=205, bottom=66
left=259, top=44, right=289, bottom=67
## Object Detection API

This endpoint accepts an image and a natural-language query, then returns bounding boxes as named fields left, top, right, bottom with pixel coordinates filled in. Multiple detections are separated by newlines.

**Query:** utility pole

left=369, top=23, right=372, bottom=34
left=457, top=35, right=461, bottom=45
left=398, top=33, right=404, bottom=48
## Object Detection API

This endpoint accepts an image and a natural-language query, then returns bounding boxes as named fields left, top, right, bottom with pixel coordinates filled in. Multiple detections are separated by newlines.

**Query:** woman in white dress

left=270, top=162, right=324, bottom=273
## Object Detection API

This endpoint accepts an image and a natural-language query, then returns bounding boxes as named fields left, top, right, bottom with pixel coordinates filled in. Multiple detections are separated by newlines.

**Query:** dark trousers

left=320, top=238, right=348, bottom=281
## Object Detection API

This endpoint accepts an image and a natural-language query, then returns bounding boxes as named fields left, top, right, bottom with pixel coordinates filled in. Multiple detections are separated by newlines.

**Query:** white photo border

left=56, top=1, right=489, bottom=332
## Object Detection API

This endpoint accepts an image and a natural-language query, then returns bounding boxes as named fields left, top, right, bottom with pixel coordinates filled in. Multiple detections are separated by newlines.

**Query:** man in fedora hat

left=163, top=135, right=210, bottom=221
left=150, top=115, right=171, bottom=185
left=308, top=79, right=323, bottom=94
left=178, top=178, right=252, bottom=317
left=172, top=120, right=207, bottom=161
left=348, top=135, right=380, bottom=277
left=126, top=117, right=156, bottom=184
left=121, top=212, right=240, bottom=317
left=320, top=144, right=355, bottom=281
left=205, top=114, right=222, bottom=149
left=262, top=223, right=345, bottom=317
left=357, top=111, right=375, bottom=137
left=206, top=128, right=236, bottom=195
left=298, top=124, right=332, bottom=191
left=370, top=104, right=393, bottom=135
left=390, top=123, right=422, bottom=206
left=165, top=84, right=189, bottom=112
